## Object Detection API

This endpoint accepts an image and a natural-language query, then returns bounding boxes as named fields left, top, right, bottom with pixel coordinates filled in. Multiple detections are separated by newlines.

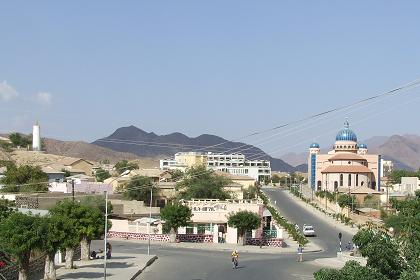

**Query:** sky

left=1, top=1, right=420, bottom=157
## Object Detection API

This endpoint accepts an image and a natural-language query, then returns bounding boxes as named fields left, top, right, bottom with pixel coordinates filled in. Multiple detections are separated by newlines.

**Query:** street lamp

left=104, top=170, right=130, bottom=280
left=147, top=183, right=154, bottom=255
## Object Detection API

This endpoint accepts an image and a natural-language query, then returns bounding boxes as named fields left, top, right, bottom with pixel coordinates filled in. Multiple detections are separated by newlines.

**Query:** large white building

left=160, top=152, right=271, bottom=181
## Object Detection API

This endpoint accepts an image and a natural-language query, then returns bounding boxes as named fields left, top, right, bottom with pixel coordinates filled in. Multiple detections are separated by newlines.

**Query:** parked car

left=302, top=224, right=316, bottom=237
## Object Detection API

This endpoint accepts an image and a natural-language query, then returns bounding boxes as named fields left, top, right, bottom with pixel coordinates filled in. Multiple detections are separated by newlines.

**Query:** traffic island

left=55, top=252, right=157, bottom=280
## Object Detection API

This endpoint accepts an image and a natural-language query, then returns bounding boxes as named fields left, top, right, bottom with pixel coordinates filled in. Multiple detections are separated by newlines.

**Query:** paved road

left=105, top=241, right=319, bottom=280
left=264, top=188, right=354, bottom=256
left=102, top=188, right=356, bottom=279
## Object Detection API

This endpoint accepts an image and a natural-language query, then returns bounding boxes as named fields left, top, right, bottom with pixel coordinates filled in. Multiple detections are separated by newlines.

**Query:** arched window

left=340, top=174, right=343, bottom=186
left=356, top=174, right=359, bottom=186
left=348, top=174, right=351, bottom=186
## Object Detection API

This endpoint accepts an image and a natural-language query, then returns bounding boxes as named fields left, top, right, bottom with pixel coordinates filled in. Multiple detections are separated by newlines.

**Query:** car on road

left=302, top=224, right=316, bottom=237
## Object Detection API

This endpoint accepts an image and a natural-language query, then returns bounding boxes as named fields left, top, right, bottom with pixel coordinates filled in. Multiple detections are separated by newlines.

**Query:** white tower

left=32, top=122, right=41, bottom=151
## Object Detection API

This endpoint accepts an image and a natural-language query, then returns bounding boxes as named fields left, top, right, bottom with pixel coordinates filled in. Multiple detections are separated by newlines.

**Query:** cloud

left=36, top=92, right=52, bottom=106
left=0, top=80, right=19, bottom=101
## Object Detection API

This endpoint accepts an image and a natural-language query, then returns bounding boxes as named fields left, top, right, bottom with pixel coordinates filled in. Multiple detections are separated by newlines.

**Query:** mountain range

left=281, top=135, right=420, bottom=171
left=92, top=125, right=302, bottom=172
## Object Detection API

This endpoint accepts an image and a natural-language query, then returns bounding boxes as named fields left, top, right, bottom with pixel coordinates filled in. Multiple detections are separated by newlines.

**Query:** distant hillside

left=281, top=152, right=308, bottom=167
left=43, top=138, right=140, bottom=164
left=92, top=125, right=297, bottom=172
left=377, top=135, right=420, bottom=171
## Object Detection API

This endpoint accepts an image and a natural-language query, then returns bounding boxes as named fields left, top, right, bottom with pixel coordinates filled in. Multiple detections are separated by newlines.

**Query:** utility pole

left=148, top=185, right=153, bottom=255
left=104, top=190, right=108, bottom=280
left=71, top=180, right=75, bottom=202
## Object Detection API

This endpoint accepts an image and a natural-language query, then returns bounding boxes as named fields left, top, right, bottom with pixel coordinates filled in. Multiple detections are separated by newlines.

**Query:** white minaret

left=32, top=122, right=41, bottom=151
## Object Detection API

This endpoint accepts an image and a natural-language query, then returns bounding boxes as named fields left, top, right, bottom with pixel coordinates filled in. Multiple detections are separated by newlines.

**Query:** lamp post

left=104, top=170, right=130, bottom=280
left=147, top=184, right=154, bottom=255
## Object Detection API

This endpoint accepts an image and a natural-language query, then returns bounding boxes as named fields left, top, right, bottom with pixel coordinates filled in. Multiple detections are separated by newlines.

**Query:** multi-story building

left=308, top=121, right=381, bottom=193
left=159, top=152, right=271, bottom=181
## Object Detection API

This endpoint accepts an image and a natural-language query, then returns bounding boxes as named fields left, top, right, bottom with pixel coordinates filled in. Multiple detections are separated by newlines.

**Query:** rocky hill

left=43, top=138, right=140, bottom=164
left=92, top=125, right=297, bottom=172
left=375, top=135, right=420, bottom=171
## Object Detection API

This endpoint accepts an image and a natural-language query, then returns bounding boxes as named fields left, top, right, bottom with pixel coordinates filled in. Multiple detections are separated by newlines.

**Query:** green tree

left=8, top=133, right=31, bottom=148
left=168, top=169, right=184, bottom=182
left=95, top=167, right=111, bottom=182
left=337, top=194, right=356, bottom=210
left=0, top=198, right=15, bottom=221
left=388, top=170, right=420, bottom=184
left=0, top=212, right=43, bottom=280
left=114, top=160, right=138, bottom=175
left=385, top=191, right=420, bottom=274
left=271, top=174, right=281, bottom=184
left=160, top=203, right=192, bottom=242
left=0, top=140, right=13, bottom=152
left=176, top=165, right=231, bottom=200
left=353, top=228, right=404, bottom=279
left=61, top=168, right=71, bottom=178
left=76, top=203, right=107, bottom=260
left=314, top=260, right=387, bottom=280
left=243, top=186, right=258, bottom=199
left=0, top=164, right=48, bottom=193
left=49, top=200, right=81, bottom=269
left=39, top=215, right=66, bottom=280
left=122, top=176, right=157, bottom=205
left=227, top=210, right=261, bottom=245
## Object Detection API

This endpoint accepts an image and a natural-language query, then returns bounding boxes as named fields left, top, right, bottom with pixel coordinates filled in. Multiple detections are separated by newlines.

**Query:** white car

left=302, top=225, right=316, bottom=237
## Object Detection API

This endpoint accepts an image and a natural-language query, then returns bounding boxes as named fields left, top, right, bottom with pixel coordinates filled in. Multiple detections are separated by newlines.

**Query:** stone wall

left=108, top=232, right=213, bottom=243
left=245, top=238, right=283, bottom=247
left=108, top=231, right=171, bottom=242
left=177, top=234, right=213, bottom=243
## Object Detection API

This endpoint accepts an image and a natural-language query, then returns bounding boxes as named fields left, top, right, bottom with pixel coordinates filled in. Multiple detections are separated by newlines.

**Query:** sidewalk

left=55, top=252, right=157, bottom=280
left=109, top=238, right=322, bottom=255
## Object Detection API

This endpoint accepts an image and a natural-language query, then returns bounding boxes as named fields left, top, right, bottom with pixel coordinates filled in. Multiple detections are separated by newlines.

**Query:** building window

left=348, top=174, right=351, bottom=186
left=356, top=174, right=359, bottom=186
left=340, top=174, right=343, bottom=186
left=348, top=161, right=351, bottom=165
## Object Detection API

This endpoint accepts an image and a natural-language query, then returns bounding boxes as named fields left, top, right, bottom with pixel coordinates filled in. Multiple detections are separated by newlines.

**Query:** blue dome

left=310, top=143, right=320, bottom=148
left=359, top=143, right=367, bottom=149
left=335, top=121, right=357, bottom=142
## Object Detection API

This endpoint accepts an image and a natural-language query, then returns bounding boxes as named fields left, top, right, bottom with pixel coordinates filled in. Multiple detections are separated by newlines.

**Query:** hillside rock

left=43, top=138, right=140, bottom=164
left=92, top=126, right=296, bottom=172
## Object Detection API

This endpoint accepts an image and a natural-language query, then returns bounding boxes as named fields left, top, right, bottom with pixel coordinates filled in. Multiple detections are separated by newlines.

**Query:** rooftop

left=328, top=153, right=366, bottom=161
left=321, top=165, right=373, bottom=174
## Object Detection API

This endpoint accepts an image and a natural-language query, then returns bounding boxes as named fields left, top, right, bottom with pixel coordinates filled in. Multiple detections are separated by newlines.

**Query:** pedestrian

left=297, top=245, right=303, bottom=262
left=106, top=242, right=112, bottom=259
left=231, top=250, right=239, bottom=269
left=259, top=236, right=263, bottom=248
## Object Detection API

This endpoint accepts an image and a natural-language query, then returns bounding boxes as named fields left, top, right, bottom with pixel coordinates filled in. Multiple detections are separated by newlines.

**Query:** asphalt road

left=263, top=188, right=354, bottom=255
left=105, top=188, right=355, bottom=280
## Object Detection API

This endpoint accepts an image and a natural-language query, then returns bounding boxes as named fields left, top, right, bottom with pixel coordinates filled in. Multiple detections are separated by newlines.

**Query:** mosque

left=308, top=120, right=381, bottom=193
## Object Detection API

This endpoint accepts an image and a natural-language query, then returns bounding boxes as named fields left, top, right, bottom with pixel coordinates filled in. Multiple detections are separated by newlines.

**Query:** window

left=348, top=174, right=351, bottom=186
left=340, top=174, right=343, bottom=186
left=348, top=161, right=351, bottom=164
left=156, top=199, right=166, bottom=208
left=356, top=174, right=359, bottom=186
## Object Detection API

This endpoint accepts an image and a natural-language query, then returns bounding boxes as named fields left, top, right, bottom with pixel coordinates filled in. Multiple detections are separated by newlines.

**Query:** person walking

left=106, top=242, right=112, bottom=259
left=297, top=245, right=303, bottom=262
left=231, top=250, right=239, bottom=269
